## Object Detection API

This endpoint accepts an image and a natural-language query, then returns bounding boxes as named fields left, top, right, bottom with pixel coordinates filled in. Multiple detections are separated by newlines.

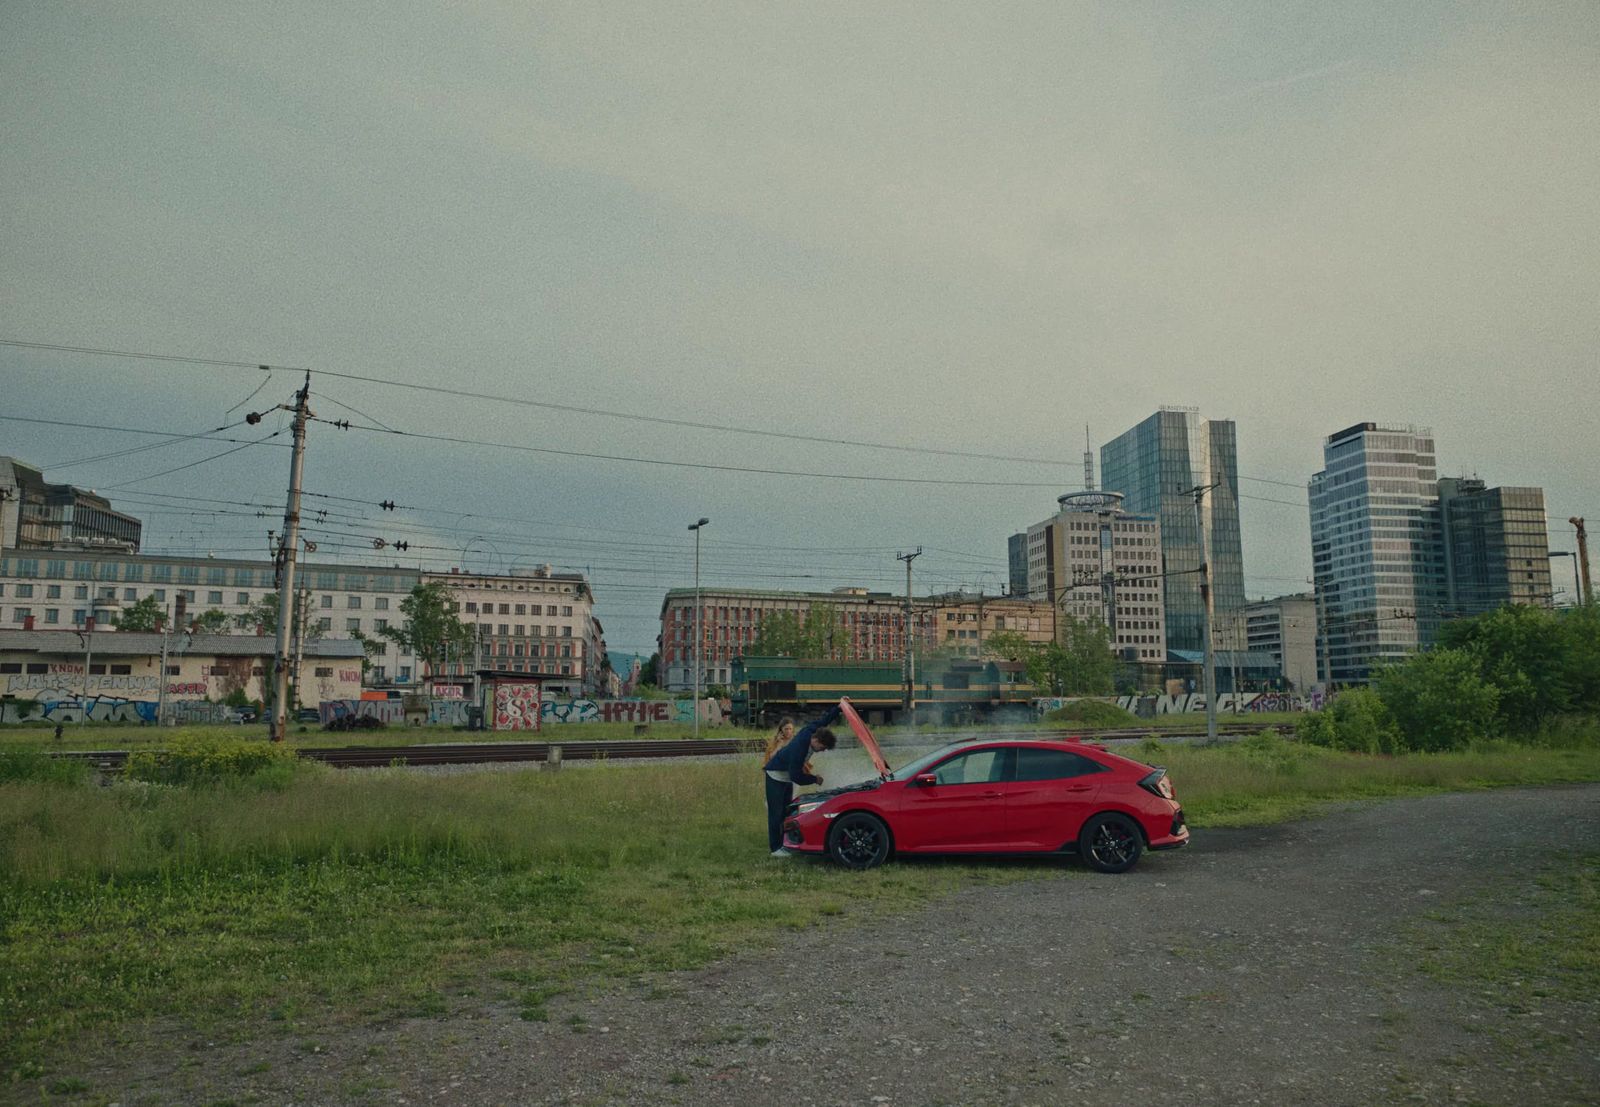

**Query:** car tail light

left=1139, top=768, right=1175, bottom=800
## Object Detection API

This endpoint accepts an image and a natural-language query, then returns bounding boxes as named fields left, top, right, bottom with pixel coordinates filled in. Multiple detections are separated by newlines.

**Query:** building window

left=74, top=584, right=88, bottom=600
left=153, top=589, right=166, bottom=602
left=46, top=585, right=61, bottom=599
left=466, top=602, right=478, bottom=613
left=315, top=667, right=333, bottom=678
left=15, top=585, right=33, bottom=598
left=399, top=666, right=412, bottom=682
left=375, top=618, right=388, bottom=632
left=208, top=591, right=223, bottom=604
left=375, top=597, right=388, bottom=610
left=124, top=588, right=138, bottom=602
left=167, top=665, right=180, bottom=675
left=237, top=593, right=250, bottom=605
left=109, top=664, right=132, bottom=675
left=72, top=609, right=86, bottom=624
left=346, top=618, right=361, bottom=632
left=348, top=596, right=361, bottom=609
left=318, top=617, right=332, bottom=632
left=12, top=608, right=32, bottom=622
left=43, top=609, right=59, bottom=624
left=320, top=595, right=333, bottom=609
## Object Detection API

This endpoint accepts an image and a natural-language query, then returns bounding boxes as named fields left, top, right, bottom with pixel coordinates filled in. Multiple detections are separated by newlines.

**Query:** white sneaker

left=770, top=848, right=794, bottom=858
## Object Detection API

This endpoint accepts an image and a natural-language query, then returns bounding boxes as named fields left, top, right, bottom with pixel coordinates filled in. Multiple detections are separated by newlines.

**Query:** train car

left=731, top=655, right=1035, bottom=727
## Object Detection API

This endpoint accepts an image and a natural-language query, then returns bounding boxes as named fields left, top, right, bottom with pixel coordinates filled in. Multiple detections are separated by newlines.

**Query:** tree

left=639, top=653, right=660, bottom=686
left=750, top=605, right=844, bottom=657
left=348, top=629, right=386, bottom=679
left=193, top=609, right=231, bottom=635
left=984, top=617, right=1115, bottom=695
left=378, top=582, right=475, bottom=681
left=1376, top=649, right=1501, bottom=752
left=113, top=594, right=165, bottom=632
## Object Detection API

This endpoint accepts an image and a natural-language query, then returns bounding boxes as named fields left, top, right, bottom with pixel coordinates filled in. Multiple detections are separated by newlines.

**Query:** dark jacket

left=762, top=706, right=840, bottom=785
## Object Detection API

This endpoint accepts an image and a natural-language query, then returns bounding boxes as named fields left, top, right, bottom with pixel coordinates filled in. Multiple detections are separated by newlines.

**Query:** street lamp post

left=688, top=518, right=710, bottom=739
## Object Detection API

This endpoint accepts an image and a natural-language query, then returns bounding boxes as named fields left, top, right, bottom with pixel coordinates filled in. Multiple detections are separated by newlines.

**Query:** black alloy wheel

left=827, top=812, right=892, bottom=870
left=1078, top=812, right=1144, bottom=874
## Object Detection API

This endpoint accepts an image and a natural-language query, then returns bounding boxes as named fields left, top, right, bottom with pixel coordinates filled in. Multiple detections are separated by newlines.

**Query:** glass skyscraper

left=1099, top=408, right=1246, bottom=654
left=1308, top=423, right=1445, bottom=685
left=1438, top=478, right=1553, bottom=615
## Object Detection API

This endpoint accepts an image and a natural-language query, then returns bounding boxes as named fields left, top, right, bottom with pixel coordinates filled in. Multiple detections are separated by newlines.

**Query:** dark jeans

left=764, top=774, right=794, bottom=852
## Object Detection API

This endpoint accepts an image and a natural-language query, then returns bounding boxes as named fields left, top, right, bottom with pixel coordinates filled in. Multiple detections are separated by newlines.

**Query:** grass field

left=3, top=728, right=1597, bottom=1082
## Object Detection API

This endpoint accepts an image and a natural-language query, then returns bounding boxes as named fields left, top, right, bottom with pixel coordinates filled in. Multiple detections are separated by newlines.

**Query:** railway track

left=49, top=719, right=1286, bottom=773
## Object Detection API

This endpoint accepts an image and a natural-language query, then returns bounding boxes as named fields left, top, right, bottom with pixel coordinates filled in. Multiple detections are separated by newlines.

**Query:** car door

left=1005, top=748, right=1110, bottom=850
left=893, top=747, right=1013, bottom=851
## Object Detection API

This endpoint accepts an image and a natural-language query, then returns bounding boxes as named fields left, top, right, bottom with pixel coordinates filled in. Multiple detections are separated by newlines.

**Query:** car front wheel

left=1078, top=812, right=1143, bottom=874
left=827, top=812, right=891, bottom=870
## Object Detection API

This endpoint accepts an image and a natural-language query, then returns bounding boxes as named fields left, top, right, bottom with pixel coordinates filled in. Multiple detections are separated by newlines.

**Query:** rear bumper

left=1147, top=806, right=1189, bottom=851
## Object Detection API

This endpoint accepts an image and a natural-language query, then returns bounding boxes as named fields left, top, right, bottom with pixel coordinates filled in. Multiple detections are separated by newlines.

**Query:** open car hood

left=840, top=697, right=892, bottom=778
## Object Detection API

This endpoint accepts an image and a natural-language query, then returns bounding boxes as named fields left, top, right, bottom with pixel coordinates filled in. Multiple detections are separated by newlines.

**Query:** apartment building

left=424, top=566, right=604, bottom=696
left=1243, top=593, right=1318, bottom=692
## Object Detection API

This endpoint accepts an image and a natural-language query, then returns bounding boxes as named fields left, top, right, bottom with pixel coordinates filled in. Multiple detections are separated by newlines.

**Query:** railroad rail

left=48, top=719, right=1285, bottom=773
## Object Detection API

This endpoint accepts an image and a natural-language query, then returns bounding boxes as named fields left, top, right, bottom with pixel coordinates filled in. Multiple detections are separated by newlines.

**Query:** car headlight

left=795, top=800, right=826, bottom=815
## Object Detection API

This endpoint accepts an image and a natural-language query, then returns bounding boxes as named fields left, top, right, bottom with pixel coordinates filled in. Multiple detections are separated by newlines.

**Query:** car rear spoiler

left=839, top=697, right=892, bottom=778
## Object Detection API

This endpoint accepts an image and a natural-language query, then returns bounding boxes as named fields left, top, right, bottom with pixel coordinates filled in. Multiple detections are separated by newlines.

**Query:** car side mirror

left=913, top=772, right=938, bottom=787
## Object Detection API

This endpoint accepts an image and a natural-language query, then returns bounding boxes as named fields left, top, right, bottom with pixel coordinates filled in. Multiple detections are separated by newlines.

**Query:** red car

left=781, top=700, right=1188, bottom=872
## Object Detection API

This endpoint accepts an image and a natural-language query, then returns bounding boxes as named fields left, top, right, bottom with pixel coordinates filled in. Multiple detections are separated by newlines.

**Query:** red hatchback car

left=782, top=701, right=1188, bottom=872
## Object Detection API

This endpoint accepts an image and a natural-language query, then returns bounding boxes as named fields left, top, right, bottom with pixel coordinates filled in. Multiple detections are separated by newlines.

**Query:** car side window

left=1013, top=749, right=1107, bottom=782
left=933, top=749, right=1006, bottom=786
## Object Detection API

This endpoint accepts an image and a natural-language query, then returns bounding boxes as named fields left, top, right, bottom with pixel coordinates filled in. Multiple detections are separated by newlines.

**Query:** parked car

left=295, top=707, right=322, bottom=724
left=781, top=700, right=1188, bottom=872
left=228, top=707, right=260, bottom=725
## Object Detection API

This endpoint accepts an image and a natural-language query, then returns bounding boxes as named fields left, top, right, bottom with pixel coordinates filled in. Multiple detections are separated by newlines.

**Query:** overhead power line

left=1, top=337, right=1078, bottom=468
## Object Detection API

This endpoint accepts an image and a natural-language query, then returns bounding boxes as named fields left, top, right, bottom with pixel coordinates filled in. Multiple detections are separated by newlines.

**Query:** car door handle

left=982, top=791, right=1003, bottom=799
left=1064, top=785, right=1093, bottom=792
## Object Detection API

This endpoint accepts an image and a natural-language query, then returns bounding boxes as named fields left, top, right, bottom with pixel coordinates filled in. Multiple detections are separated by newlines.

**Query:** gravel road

left=59, top=783, right=1600, bottom=1106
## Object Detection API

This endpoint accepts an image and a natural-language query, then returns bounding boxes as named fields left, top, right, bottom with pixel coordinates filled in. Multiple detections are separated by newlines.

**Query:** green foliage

left=111, top=594, right=165, bottom=632
left=193, top=608, right=231, bottom=634
left=1437, top=604, right=1573, bottom=734
left=638, top=653, right=659, bottom=685
left=378, top=582, right=476, bottom=676
left=1043, top=699, right=1139, bottom=727
left=750, top=604, right=845, bottom=658
left=1377, top=649, right=1502, bottom=752
left=985, top=617, right=1114, bottom=695
left=124, top=736, right=299, bottom=786
left=0, top=747, right=91, bottom=785
left=1297, top=688, right=1402, bottom=754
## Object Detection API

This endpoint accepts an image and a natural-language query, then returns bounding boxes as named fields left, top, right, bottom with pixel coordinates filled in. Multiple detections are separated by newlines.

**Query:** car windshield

left=885, top=743, right=968, bottom=782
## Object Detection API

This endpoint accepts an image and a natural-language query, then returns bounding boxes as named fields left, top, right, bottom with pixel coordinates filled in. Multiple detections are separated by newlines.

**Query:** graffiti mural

left=1035, top=694, right=1311, bottom=719
left=321, top=699, right=407, bottom=725
left=493, top=684, right=541, bottom=731
left=162, top=701, right=231, bottom=725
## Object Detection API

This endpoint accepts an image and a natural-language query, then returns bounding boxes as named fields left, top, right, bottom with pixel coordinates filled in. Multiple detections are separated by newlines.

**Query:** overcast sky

left=3, top=1, right=1596, bottom=655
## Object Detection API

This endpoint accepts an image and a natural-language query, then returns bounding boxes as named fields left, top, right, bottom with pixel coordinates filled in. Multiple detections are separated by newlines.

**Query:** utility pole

left=688, top=518, right=710, bottom=738
left=290, top=585, right=309, bottom=710
left=1188, top=482, right=1220, bottom=743
left=269, top=374, right=313, bottom=742
left=81, top=615, right=94, bottom=726
left=1572, top=518, right=1593, bottom=605
left=156, top=605, right=171, bottom=725
left=897, top=548, right=922, bottom=718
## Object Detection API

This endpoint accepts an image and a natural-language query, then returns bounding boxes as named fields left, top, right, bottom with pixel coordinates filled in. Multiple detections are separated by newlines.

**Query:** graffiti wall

left=493, top=684, right=541, bottom=731
left=539, top=697, right=727, bottom=726
left=1035, top=693, right=1312, bottom=719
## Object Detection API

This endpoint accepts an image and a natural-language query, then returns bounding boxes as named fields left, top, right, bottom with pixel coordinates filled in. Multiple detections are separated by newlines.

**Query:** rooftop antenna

left=1083, top=425, right=1095, bottom=491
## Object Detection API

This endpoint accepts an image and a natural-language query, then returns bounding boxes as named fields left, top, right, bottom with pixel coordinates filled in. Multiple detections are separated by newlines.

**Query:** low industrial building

left=0, top=628, right=364, bottom=723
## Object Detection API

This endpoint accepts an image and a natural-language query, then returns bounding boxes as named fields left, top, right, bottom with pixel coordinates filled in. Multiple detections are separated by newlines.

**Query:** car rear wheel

left=1078, top=812, right=1143, bottom=874
left=827, top=812, right=891, bottom=870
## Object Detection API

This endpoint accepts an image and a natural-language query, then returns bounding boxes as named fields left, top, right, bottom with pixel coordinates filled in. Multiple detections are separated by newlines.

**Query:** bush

left=124, top=736, right=299, bottom=786
left=1043, top=699, right=1138, bottom=727
left=0, top=747, right=91, bottom=785
left=1296, top=689, right=1402, bottom=754
left=1377, top=649, right=1501, bottom=752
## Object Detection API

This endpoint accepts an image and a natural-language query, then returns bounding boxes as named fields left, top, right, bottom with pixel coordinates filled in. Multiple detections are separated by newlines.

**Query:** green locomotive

left=731, top=655, right=1036, bottom=727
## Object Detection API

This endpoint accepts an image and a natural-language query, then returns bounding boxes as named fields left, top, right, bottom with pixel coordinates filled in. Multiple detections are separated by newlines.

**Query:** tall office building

left=1437, top=478, right=1553, bottom=614
left=1099, top=408, right=1245, bottom=653
left=1017, top=491, right=1166, bottom=663
left=1308, top=423, right=1445, bottom=685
